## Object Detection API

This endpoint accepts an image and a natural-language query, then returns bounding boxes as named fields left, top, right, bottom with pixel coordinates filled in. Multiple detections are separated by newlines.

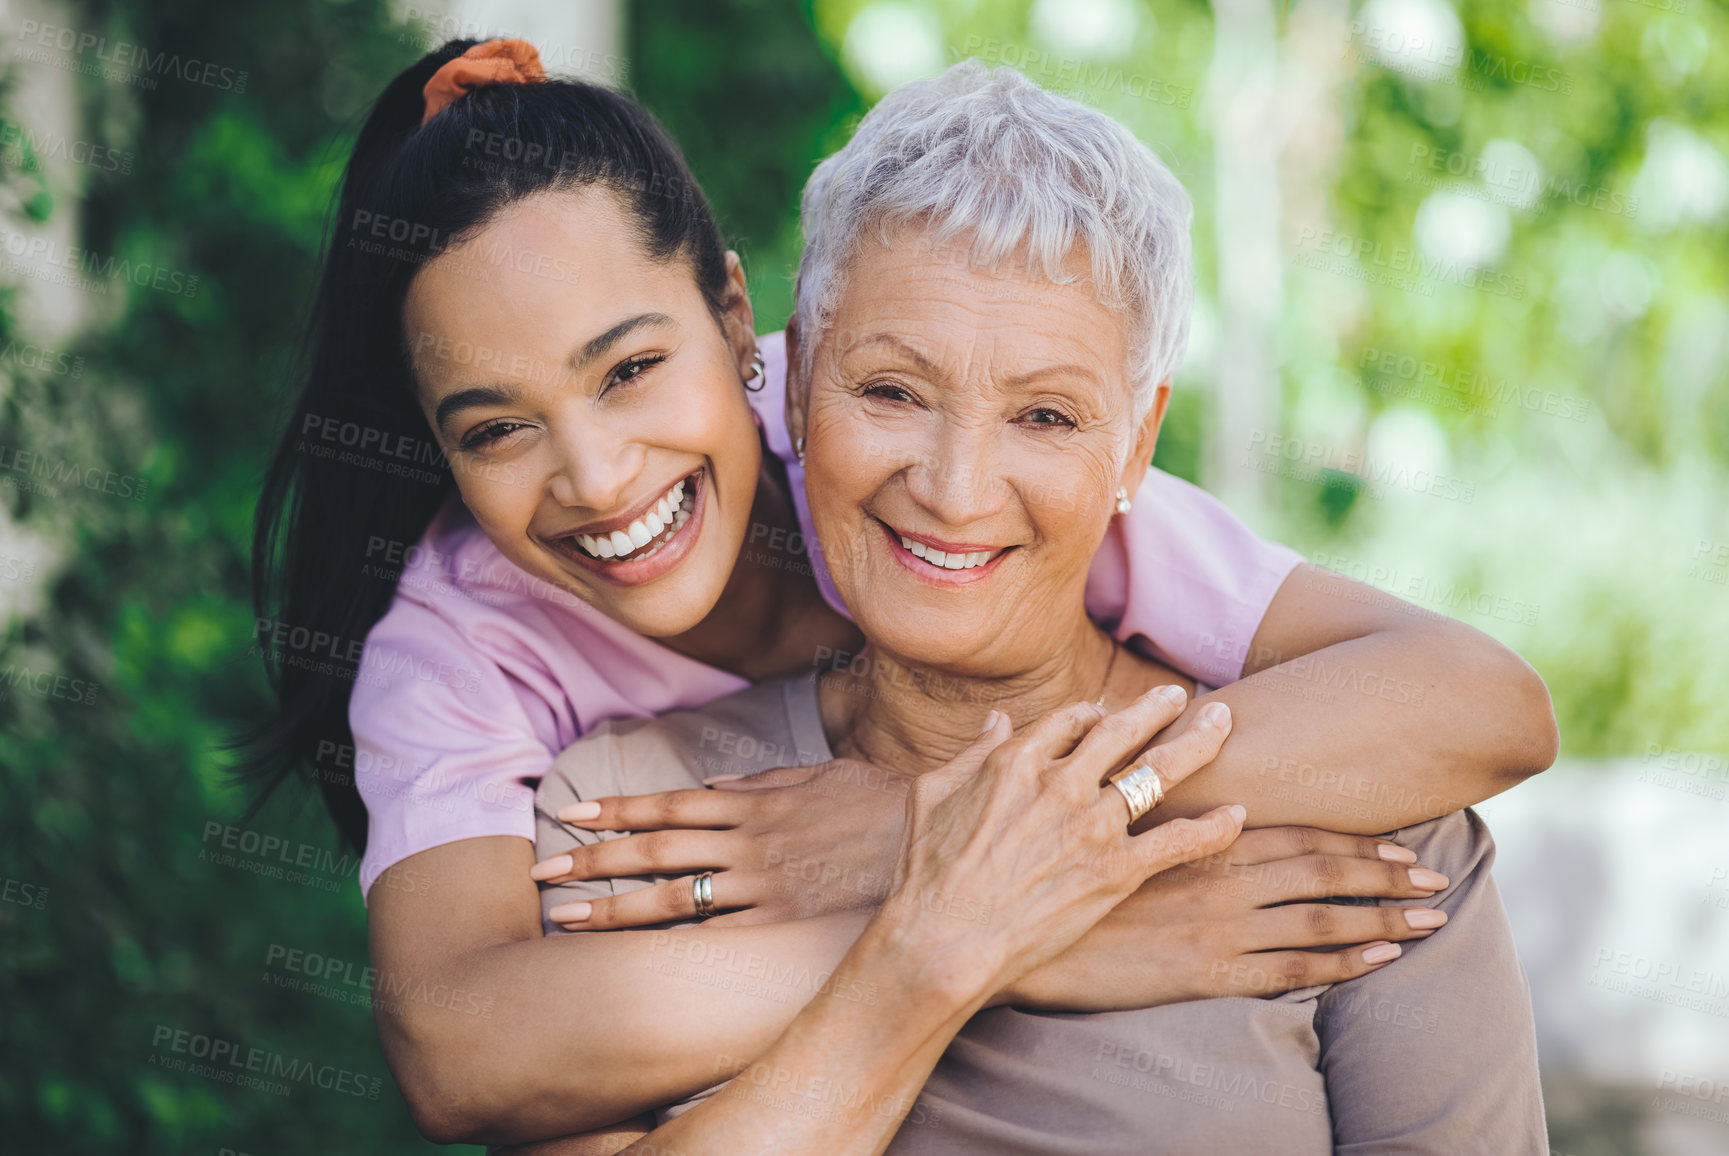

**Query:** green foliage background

left=0, top=0, right=1721, bottom=1152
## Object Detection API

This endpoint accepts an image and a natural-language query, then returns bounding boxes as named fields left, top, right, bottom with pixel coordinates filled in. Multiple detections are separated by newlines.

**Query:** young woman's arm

left=369, top=835, right=869, bottom=1146
left=373, top=814, right=1443, bottom=1143
left=1146, top=563, right=1558, bottom=831
left=531, top=564, right=1554, bottom=930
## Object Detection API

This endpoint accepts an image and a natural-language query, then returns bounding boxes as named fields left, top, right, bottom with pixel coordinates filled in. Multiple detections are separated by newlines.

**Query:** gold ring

left=1110, top=764, right=1165, bottom=825
left=692, top=871, right=718, bottom=919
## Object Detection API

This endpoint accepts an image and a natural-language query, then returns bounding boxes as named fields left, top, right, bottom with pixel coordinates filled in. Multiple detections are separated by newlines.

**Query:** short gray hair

left=793, top=59, right=1194, bottom=415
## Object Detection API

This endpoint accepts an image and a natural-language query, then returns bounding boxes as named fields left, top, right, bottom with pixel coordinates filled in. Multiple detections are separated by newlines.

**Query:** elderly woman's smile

left=796, top=230, right=1162, bottom=674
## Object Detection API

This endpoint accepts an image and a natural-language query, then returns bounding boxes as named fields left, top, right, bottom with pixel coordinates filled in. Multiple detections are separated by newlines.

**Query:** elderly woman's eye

left=863, top=383, right=917, bottom=404
left=1021, top=407, right=1077, bottom=428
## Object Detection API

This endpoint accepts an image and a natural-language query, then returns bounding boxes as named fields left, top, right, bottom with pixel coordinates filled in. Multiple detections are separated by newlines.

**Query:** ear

left=784, top=313, right=809, bottom=449
left=718, top=251, right=757, bottom=378
left=1120, top=377, right=1173, bottom=498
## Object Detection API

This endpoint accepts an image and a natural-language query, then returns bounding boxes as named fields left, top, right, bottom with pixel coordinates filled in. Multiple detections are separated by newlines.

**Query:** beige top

left=536, top=676, right=1545, bottom=1154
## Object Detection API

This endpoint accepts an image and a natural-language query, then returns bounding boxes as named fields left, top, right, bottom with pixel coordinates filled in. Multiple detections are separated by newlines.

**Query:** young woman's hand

left=531, top=758, right=915, bottom=928
left=1004, top=826, right=1451, bottom=1010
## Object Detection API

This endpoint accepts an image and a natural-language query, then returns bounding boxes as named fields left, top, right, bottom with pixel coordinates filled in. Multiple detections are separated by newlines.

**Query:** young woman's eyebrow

left=573, top=311, right=678, bottom=370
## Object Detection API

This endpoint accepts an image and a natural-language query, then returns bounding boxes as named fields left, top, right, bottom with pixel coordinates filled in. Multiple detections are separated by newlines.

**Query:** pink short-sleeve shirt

left=349, top=331, right=1302, bottom=898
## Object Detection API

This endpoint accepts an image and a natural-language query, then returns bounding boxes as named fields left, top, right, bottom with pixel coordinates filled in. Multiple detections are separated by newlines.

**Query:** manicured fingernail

left=530, top=855, right=572, bottom=881
left=1158, top=685, right=1186, bottom=704
left=978, top=710, right=999, bottom=734
left=1226, top=804, right=1247, bottom=823
left=548, top=901, right=591, bottom=922
left=703, top=774, right=745, bottom=785
left=1201, top=702, right=1230, bottom=727
left=558, top=801, right=602, bottom=822
left=1376, top=843, right=1418, bottom=863
left=1405, top=908, right=1447, bottom=929
left=1363, top=943, right=1401, bottom=964
left=1408, top=868, right=1449, bottom=890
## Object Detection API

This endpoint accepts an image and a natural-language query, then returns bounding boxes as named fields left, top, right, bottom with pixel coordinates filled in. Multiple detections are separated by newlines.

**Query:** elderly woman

left=521, top=63, right=1544, bottom=1154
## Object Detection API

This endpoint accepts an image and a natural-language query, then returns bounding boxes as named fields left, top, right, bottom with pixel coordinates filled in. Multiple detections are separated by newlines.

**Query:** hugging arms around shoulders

left=365, top=539, right=1556, bottom=1146
left=494, top=684, right=1541, bottom=1155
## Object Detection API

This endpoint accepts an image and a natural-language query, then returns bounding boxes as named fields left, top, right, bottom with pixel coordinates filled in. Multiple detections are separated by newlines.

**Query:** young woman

left=248, top=40, right=1557, bottom=1145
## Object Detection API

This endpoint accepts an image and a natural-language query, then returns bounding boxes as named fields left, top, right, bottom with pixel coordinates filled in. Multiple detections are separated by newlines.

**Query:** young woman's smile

left=542, top=466, right=705, bottom=586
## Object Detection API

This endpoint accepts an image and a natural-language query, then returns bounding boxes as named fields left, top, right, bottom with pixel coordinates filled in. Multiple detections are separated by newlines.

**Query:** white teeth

left=896, top=532, right=999, bottom=571
left=568, top=475, right=698, bottom=561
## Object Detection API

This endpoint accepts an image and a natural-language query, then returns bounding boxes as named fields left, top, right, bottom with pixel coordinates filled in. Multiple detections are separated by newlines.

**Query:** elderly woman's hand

left=875, top=686, right=1246, bottom=1002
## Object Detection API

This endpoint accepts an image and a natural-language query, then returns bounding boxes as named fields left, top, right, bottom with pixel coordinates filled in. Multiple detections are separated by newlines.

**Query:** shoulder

left=1383, top=808, right=1497, bottom=883
left=587, top=676, right=808, bottom=763
left=1091, top=468, right=1304, bottom=684
left=388, top=497, right=589, bottom=618
left=362, top=498, right=617, bottom=683
left=352, top=502, right=616, bottom=736
left=546, top=677, right=814, bottom=793
left=1120, top=468, right=1304, bottom=578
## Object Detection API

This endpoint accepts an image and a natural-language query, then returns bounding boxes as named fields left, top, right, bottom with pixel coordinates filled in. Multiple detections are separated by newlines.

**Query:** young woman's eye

left=1020, top=407, right=1076, bottom=428
left=607, top=355, right=666, bottom=391
left=460, top=420, right=531, bottom=451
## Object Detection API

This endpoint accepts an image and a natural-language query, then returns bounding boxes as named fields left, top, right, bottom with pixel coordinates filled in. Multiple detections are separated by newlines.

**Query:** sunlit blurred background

left=1, top=0, right=1724, bottom=1151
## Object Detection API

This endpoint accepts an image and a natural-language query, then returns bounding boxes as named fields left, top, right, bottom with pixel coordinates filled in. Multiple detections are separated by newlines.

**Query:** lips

left=879, top=519, right=1014, bottom=583
left=894, top=533, right=1001, bottom=571
left=544, top=469, right=707, bottom=586
left=567, top=475, right=693, bottom=562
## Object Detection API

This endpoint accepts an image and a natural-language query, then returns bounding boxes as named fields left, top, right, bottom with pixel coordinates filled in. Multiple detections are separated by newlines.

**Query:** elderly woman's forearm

left=621, top=916, right=985, bottom=1156
left=1157, top=622, right=1556, bottom=831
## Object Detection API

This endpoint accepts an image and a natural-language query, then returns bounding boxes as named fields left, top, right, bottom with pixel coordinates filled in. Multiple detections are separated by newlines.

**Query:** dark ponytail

left=243, top=42, right=730, bottom=851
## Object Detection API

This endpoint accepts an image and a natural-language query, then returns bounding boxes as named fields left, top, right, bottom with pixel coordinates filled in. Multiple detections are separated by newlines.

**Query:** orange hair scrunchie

left=421, top=39, right=547, bottom=125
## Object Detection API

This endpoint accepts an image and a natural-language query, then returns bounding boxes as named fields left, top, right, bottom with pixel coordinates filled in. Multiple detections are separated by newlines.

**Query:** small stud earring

left=1115, top=487, right=1132, bottom=515
left=795, top=436, right=806, bottom=465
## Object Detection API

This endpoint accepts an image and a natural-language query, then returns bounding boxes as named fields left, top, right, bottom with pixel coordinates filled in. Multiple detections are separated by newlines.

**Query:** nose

left=902, top=415, right=1009, bottom=529
left=544, top=411, right=646, bottom=513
